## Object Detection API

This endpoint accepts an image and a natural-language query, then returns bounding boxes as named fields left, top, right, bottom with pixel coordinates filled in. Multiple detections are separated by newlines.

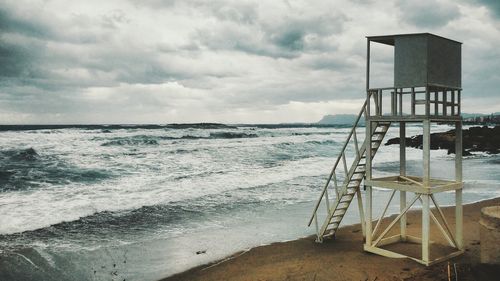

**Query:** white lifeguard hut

left=308, top=33, right=463, bottom=266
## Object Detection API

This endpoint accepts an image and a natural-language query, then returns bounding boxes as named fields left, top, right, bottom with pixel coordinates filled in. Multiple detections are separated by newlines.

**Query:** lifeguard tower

left=308, top=33, right=463, bottom=265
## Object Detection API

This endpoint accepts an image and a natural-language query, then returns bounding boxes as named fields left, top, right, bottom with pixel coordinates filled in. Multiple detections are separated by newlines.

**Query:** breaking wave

left=0, top=148, right=112, bottom=191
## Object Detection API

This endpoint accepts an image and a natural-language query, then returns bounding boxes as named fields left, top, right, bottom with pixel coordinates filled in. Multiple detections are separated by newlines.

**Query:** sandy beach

left=163, top=197, right=500, bottom=281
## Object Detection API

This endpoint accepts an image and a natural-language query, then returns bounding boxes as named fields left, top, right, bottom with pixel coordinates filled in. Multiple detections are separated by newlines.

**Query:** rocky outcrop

left=385, top=126, right=500, bottom=156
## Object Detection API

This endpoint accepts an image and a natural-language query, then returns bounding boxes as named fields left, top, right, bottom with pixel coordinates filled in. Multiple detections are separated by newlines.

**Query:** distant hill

left=461, top=113, right=488, bottom=119
left=317, top=112, right=500, bottom=126
left=317, top=114, right=364, bottom=126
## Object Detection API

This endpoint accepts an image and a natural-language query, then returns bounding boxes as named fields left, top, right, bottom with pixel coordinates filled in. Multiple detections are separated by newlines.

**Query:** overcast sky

left=1, top=0, right=499, bottom=124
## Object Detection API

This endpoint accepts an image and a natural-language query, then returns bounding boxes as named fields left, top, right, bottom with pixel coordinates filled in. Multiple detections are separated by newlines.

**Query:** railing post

left=325, top=187, right=330, bottom=213
left=378, top=89, right=382, bottom=116
left=366, top=39, right=370, bottom=91
left=451, top=90, right=455, bottom=116
left=333, top=171, right=339, bottom=197
left=411, top=87, right=416, bottom=116
left=367, top=91, right=371, bottom=117
left=434, top=91, right=438, bottom=116
left=398, top=88, right=403, bottom=116
left=353, top=129, right=360, bottom=159
left=425, top=87, right=430, bottom=116
left=443, top=89, right=447, bottom=116
left=342, top=152, right=348, bottom=178
left=366, top=120, right=372, bottom=181
left=314, top=213, right=319, bottom=238
left=391, top=90, right=396, bottom=116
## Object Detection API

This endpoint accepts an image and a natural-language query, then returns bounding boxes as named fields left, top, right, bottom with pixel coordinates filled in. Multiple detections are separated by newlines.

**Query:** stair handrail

left=308, top=99, right=368, bottom=226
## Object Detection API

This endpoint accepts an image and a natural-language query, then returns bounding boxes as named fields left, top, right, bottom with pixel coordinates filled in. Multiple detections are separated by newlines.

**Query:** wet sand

left=162, top=197, right=500, bottom=281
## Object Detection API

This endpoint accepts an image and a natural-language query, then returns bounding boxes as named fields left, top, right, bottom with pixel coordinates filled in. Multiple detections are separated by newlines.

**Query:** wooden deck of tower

left=308, top=33, right=464, bottom=266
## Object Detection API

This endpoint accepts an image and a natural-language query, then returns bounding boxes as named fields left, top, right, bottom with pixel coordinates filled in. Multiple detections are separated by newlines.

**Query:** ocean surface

left=0, top=123, right=499, bottom=281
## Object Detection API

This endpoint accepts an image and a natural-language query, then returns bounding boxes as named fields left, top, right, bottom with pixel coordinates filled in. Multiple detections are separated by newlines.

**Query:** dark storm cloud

left=194, top=12, right=346, bottom=59
left=0, top=0, right=498, bottom=123
left=0, top=7, right=54, bottom=39
left=0, top=39, right=37, bottom=78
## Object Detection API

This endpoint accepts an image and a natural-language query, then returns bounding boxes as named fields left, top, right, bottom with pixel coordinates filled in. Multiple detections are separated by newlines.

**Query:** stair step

left=328, top=219, right=340, bottom=225
left=328, top=217, right=342, bottom=225
left=332, top=209, right=346, bottom=218
left=341, top=194, right=354, bottom=199
left=331, top=216, right=343, bottom=222
left=337, top=206, right=349, bottom=211
left=323, top=230, right=337, bottom=238
left=331, top=217, right=341, bottom=223
left=311, top=110, right=392, bottom=241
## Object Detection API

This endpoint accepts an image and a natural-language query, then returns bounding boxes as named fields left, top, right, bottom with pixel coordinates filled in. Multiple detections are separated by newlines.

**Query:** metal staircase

left=308, top=100, right=391, bottom=242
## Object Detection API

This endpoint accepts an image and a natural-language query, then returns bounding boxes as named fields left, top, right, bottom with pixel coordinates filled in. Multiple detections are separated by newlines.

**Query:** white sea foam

left=0, top=123, right=498, bottom=237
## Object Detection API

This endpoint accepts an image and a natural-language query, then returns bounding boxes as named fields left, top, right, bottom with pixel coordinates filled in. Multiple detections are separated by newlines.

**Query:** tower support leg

left=422, top=194, right=430, bottom=264
left=365, top=185, right=372, bottom=246
left=356, top=189, right=366, bottom=238
left=455, top=121, right=463, bottom=250
left=455, top=189, right=463, bottom=249
left=400, top=122, right=407, bottom=240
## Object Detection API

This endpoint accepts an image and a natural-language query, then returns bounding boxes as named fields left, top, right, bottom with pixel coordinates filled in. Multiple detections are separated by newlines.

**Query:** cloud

left=0, top=0, right=498, bottom=124
left=473, top=0, right=500, bottom=18
left=192, top=5, right=346, bottom=58
left=0, top=6, right=55, bottom=39
left=396, top=0, right=460, bottom=28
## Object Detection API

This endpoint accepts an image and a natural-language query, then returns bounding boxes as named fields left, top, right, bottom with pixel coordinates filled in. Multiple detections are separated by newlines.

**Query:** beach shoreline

left=161, top=197, right=500, bottom=281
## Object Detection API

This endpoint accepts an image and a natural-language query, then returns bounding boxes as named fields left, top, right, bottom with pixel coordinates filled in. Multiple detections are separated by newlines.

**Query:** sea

left=0, top=123, right=499, bottom=281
